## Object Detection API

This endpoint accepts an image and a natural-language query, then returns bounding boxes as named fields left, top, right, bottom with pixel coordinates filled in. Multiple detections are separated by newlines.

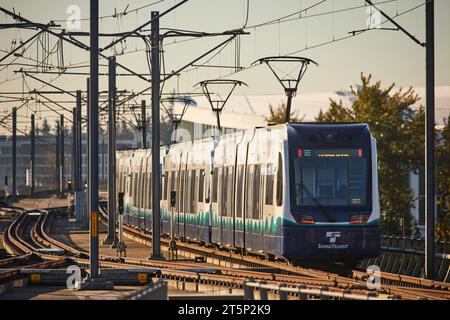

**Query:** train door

left=162, top=170, right=170, bottom=234
left=244, top=165, right=254, bottom=250
left=262, top=162, right=276, bottom=253
left=222, top=166, right=234, bottom=246
left=190, top=169, right=197, bottom=239
left=185, top=169, right=193, bottom=239
left=211, top=167, right=219, bottom=243
left=234, top=165, right=245, bottom=248
left=181, top=159, right=188, bottom=239
left=255, top=164, right=264, bottom=251
left=144, top=154, right=152, bottom=230
left=176, top=155, right=182, bottom=238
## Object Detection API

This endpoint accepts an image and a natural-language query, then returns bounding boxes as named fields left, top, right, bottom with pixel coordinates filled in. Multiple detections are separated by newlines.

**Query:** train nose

left=282, top=225, right=380, bottom=260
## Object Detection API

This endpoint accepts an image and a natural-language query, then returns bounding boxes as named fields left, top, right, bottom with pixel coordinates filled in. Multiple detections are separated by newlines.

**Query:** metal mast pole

left=56, top=120, right=60, bottom=195
left=150, top=11, right=162, bottom=259
left=215, top=111, right=222, bottom=133
left=141, top=100, right=147, bottom=148
left=425, top=0, right=435, bottom=280
left=72, top=108, right=76, bottom=187
left=285, top=92, right=293, bottom=123
left=30, top=113, right=35, bottom=196
left=60, top=114, right=65, bottom=198
left=104, top=56, right=117, bottom=246
left=76, top=90, right=82, bottom=192
left=12, top=107, right=17, bottom=200
left=88, top=0, right=100, bottom=280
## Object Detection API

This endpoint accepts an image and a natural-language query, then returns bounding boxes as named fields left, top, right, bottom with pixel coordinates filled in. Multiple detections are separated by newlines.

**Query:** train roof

left=287, top=122, right=371, bottom=146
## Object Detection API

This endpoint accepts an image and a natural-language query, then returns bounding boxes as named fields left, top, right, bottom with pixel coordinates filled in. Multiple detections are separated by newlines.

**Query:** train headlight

left=297, top=215, right=316, bottom=224
left=349, top=214, right=370, bottom=224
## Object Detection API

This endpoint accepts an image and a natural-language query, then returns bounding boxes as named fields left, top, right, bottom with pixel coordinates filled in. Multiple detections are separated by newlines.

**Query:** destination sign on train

left=298, top=149, right=363, bottom=158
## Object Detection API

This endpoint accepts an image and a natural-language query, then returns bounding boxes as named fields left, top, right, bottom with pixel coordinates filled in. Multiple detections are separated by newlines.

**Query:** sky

left=0, top=0, right=449, bottom=132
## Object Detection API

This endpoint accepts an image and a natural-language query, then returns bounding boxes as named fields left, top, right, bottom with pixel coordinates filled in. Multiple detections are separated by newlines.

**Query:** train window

left=172, top=171, right=177, bottom=207
left=253, top=165, right=261, bottom=219
left=190, top=170, right=196, bottom=213
left=163, top=172, right=168, bottom=200
left=138, top=171, right=143, bottom=208
left=220, top=167, right=227, bottom=216
left=245, top=165, right=254, bottom=219
left=136, top=172, right=141, bottom=206
left=129, top=173, right=133, bottom=203
left=265, top=164, right=274, bottom=205
left=167, top=171, right=172, bottom=203
left=227, top=167, right=233, bottom=217
left=198, top=169, right=205, bottom=202
left=133, top=172, right=136, bottom=206
left=276, top=153, right=283, bottom=206
left=212, top=167, right=219, bottom=203
left=236, top=165, right=243, bottom=218
left=205, top=169, right=210, bottom=203
left=170, top=171, right=176, bottom=193
left=142, top=172, right=147, bottom=209
left=131, top=172, right=135, bottom=205
left=143, top=172, right=148, bottom=209
left=117, top=169, right=122, bottom=192
left=179, top=170, right=185, bottom=212
left=187, top=170, right=191, bottom=213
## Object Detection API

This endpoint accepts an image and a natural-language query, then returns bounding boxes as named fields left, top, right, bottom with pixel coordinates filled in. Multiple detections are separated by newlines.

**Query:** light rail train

left=117, top=123, right=380, bottom=265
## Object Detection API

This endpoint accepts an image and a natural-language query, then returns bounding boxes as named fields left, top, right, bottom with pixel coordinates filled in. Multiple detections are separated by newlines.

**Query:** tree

left=436, top=115, right=450, bottom=241
left=265, top=102, right=304, bottom=124
left=40, top=118, right=52, bottom=136
left=316, top=74, right=424, bottom=236
left=117, top=119, right=134, bottom=140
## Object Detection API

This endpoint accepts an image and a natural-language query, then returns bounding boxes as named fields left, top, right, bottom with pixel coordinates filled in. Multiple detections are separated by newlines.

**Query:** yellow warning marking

left=138, top=273, right=148, bottom=284
left=92, top=211, right=98, bottom=237
left=30, top=274, right=41, bottom=283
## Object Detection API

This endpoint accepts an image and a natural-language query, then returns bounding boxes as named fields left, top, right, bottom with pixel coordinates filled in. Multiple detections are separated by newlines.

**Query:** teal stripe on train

left=124, top=202, right=378, bottom=235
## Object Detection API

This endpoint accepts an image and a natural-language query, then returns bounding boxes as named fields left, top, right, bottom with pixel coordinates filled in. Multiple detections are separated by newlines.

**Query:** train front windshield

left=291, top=148, right=369, bottom=208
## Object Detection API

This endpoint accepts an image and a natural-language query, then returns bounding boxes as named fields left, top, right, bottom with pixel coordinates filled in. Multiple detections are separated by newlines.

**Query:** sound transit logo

left=317, top=231, right=349, bottom=249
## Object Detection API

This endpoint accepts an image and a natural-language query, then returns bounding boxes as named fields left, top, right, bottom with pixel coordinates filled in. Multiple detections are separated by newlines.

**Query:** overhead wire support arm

left=364, top=0, right=425, bottom=47
left=21, top=71, right=80, bottom=100
left=162, top=34, right=244, bottom=82
left=0, top=28, right=46, bottom=63
left=101, top=0, right=190, bottom=53
left=252, top=56, right=318, bottom=123
left=0, top=6, right=150, bottom=83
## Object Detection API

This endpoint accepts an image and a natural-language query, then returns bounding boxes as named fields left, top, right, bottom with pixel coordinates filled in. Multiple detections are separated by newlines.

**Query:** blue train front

left=281, top=123, right=380, bottom=263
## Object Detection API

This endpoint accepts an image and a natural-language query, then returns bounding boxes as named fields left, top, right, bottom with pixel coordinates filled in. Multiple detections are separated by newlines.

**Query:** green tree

left=316, top=74, right=424, bottom=235
left=436, top=115, right=450, bottom=241
left=265, top=102, right=304, bottom=124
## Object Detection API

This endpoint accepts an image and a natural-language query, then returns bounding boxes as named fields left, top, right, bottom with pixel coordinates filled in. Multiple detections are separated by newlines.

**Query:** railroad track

left=36, top=208, right=391, bottom=300
left=2, top=205, right=449, bottom=300
left=97, top=207, right=450, bottom=296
